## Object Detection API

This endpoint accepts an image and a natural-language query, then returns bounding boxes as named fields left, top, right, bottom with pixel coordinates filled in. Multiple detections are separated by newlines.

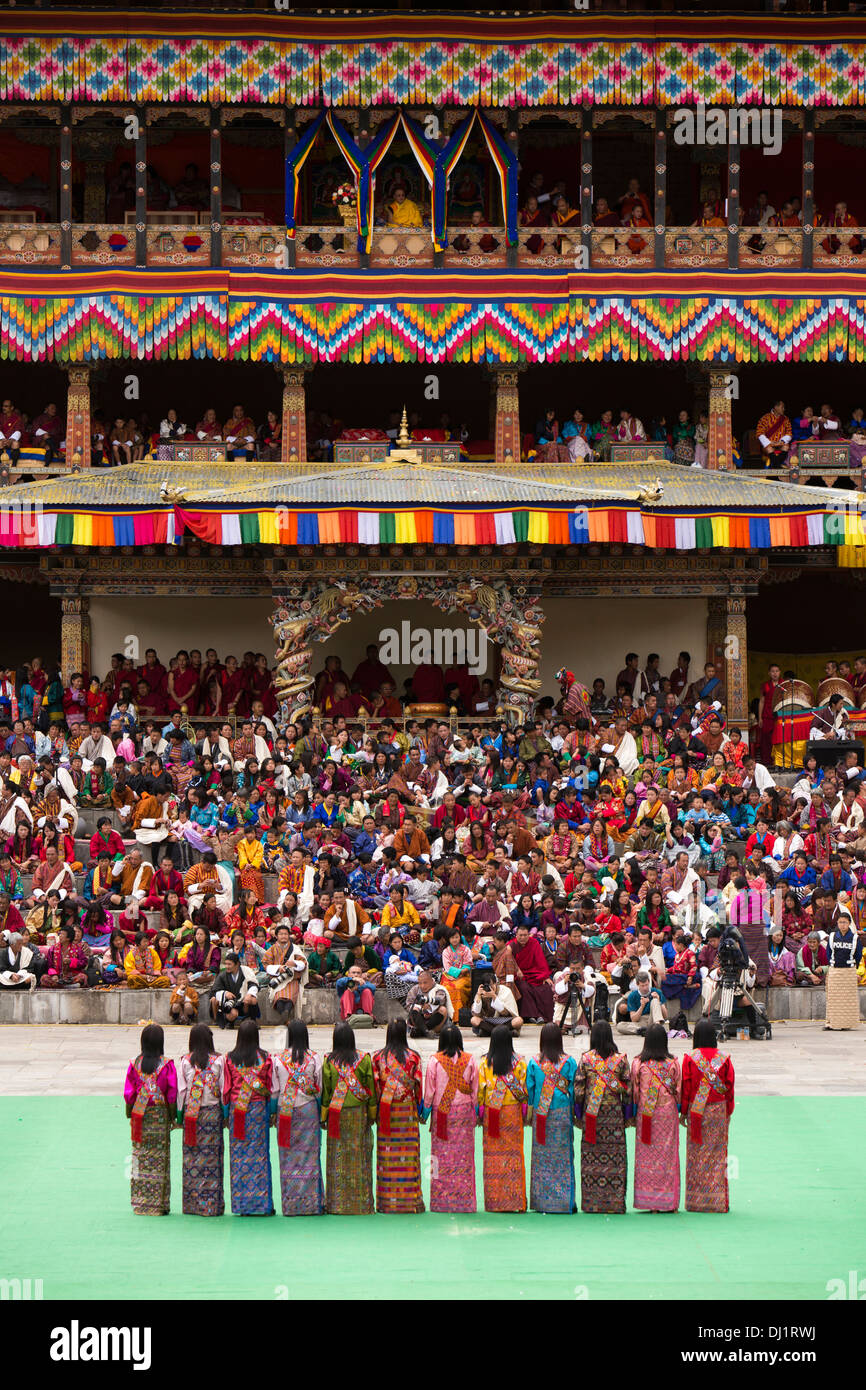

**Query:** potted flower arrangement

left=332, top=182, right=357, bottom=225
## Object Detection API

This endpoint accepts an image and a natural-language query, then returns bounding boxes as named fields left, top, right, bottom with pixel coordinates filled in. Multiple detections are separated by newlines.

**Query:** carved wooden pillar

left=134, top=107, right=147, bottom=268
left=494, top=369, right=520, bottom=465
left=580, top=108, right=592, bottom=266
left=727, top=138, right=740, bottom=269
left=725, top=592, right=748, bottom=726
left=65, top=364, right=92, bottom=469
left=59, top=108, right=72, bottom=270
left=802, top=110, right=815, bottom=271
left=210, top=107, right=222, bottom=268
left=281, top=368, right=308, bottom=463
left=653, top=108, right=666, bottom=269
left=706, top=595, right=726, bottom=672
left=61, top=595, right=90, bottom=680
left=707, top=368, right=735, bottom=471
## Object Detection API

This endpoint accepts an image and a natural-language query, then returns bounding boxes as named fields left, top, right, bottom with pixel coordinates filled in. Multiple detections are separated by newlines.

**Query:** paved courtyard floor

left=0, top=1019, right=863, bottom=1095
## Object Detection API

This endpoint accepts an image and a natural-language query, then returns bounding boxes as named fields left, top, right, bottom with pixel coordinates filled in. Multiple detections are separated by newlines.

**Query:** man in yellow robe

left=385, top=187, right=423, bottom=227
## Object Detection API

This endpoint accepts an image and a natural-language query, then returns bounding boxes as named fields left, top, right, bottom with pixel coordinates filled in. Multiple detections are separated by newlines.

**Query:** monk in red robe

left=759, top=661, right=783, bottom=766
left=511, top=924, right=554, bottom=1022
left=412, top=664, right=445, bottom=704
left=351, top=645, right=393, bottom=698
left=220, top=656, right=245, bottom=714
left=166, top=651, right=199, bottom=714
left=822, top=201, right=863, bottom=257
left=138, top=651, right=167, bottom=697
left=0, top=400, right=24, bottom=459
left=519, top=194, right=549, bottom=255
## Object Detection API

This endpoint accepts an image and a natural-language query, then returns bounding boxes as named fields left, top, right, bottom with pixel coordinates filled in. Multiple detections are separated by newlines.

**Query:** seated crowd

left=754, top=398, right=866, bottom=467
left=531, top=405, right=710, bottom=466
left=519, top=173, right=863, bottom=261
left=0, top=643, right=863, bottom=1023
left=532, top=395, right=866, bottom=471
left=9, top=391, right=865, bottom=474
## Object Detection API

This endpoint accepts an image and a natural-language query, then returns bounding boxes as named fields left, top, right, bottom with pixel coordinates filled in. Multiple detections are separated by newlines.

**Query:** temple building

left=0, top=5, right=864, bottom=726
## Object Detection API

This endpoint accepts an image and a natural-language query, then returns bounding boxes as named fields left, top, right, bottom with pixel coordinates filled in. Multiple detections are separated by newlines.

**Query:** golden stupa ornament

left=387, top=403, right=421, bottom=465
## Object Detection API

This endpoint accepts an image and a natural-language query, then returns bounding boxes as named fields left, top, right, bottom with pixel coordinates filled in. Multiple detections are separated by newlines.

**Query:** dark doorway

left=0, top=580, right=61, bottom=670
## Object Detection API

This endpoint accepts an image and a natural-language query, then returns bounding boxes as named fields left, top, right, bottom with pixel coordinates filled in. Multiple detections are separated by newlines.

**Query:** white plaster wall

left=88, top=597, right=276, bottom=677
left=89, top=594, right=708, bottom=704
left=537, top=597, right=709, bottom=696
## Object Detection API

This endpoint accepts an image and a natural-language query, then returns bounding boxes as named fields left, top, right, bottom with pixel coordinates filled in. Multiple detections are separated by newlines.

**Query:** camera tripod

left=706, top=970, right=772, bottom=1042
left=556, top=974, right=607, bottom=1036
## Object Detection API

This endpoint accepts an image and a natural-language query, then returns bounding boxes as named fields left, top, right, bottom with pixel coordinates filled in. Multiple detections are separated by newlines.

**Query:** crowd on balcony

left=514, top=171, right=865, bottom=261
left=753, top=400, right=866, bottom=468
left=0, top=399, right=64, bottom=468
left=105, top=162, right=220, bottom=221
left=7, top=392, right=866, bottom=472
left=0, top=645, right=862, bottom=1057
left=530, top=406, right=710, bottom=466
left=525, top=396, right=866, bottom=469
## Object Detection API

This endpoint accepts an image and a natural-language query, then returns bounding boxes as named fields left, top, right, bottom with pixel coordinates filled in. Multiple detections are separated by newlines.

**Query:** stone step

left=18, top=872, right=85, bottom=897
left=74, top=836, right=135, bottom=862
left=74, top=809, right=127, bottom=835
left=0, top=985, right=854, bottom=1027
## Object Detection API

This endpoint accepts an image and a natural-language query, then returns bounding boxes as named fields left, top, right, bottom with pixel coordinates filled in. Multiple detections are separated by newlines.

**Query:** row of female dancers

left=123, top=1016, right=735, bottom=1217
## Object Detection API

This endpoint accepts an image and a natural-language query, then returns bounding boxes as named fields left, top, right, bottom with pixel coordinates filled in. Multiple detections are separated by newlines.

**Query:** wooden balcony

left=738, top=225, right=803, bottom=268
left=443, top=225, right=507, bottom=268
left=294, top=224, right=360, bottom=268
left=221, top=226, right=288, bottom=268
left=145, top=225, right=211, bottom=267
left=590, top=226, right=653, bottom=268
left=814, top=227, right=866, bottom=268
left=369, top=226, right=434, bottom=268
left=0, top=222, right=61, bottom=266
left=72, top=224, right=136, bottom=266
left=516, top=226, right=573, bottom=267
left=0, top=216, right=857, bottom=278
left=664, top=226, right=727, bottom=269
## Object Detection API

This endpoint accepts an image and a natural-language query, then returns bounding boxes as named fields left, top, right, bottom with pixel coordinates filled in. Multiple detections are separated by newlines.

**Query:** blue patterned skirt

left=530, top=1107, right=576, bottom=1214
left=182, top=1104, right=225, bottom=1217
left=228, top=1098, right=274, bottom=1215
left=278, top=1103, right=324, bottom=1216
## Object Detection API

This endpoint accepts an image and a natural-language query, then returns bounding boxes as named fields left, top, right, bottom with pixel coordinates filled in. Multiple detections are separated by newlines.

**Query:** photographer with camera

left=209, top=950, right=259, bottom=1029
left=471, top=973, right=521, bottom=1036
left=617, top=970, right=669, bottom=1036
left=404, top=969, right=452, bottom=1038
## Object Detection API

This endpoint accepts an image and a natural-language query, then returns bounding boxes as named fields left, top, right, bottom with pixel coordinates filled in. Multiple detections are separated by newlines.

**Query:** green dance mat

left=2, top=1095, right=859, bottom=1300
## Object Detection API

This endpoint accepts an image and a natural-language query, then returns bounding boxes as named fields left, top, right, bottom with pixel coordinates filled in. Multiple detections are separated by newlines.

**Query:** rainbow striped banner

left=0, top=504, right=857, bottom=553
left=435, top=109, right=518, bottom=250
left=366, top=111, right=439, bottom=252
left=285, top=109, right=368, bottom=249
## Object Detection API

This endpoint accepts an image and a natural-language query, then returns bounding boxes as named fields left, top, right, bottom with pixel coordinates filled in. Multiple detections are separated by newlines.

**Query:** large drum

left=772, top=679, right=814, bottom=713
left=815, top=677, right=856, bottom=709
left=857, top=687, right=866, bottom=711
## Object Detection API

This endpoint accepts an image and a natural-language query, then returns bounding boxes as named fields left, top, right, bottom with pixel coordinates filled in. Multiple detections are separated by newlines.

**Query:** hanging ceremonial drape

left=285, top=110, right=369, bottom=248
left=365, top=110, right=438, bottom=251
left=2, top=505, right=842, bottom=552
left=435, top=108, right=518, bottom=249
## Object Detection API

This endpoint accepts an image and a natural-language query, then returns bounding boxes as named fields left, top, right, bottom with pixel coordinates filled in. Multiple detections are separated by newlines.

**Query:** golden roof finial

left=397, top=405, right=411, bottom=448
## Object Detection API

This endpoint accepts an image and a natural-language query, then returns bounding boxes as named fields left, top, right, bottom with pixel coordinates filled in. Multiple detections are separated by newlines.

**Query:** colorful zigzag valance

left=2, top=276, right=866, bottom=365
left=3, top=14, right=866, bottom=108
